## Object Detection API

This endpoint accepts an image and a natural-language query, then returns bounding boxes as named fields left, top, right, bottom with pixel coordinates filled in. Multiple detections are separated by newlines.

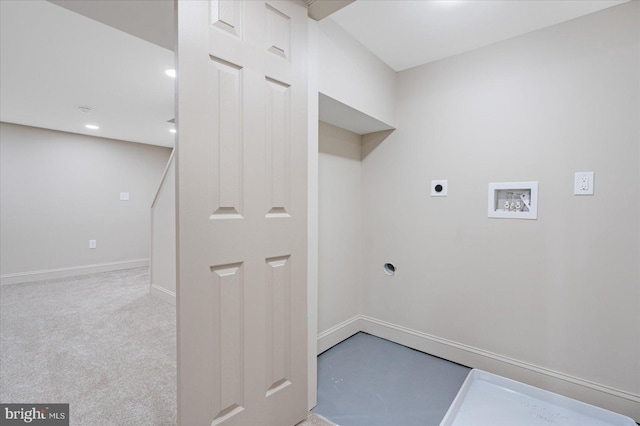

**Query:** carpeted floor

left=0, top=268, right=176, bottom=425
left=298, top=412, right=337, bottom=426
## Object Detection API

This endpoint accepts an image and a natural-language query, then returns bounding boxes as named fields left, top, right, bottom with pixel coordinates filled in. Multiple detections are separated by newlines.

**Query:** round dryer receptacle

left=431, top=179, right=448, bottom=196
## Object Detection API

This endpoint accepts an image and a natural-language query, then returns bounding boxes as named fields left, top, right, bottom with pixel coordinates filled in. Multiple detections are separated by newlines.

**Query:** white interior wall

left=150, top=151, right=176, bottom=304
left=0, top=122, right=171, bottom=284
left=317, top=122, right=362, bottom=352
left=317, top=18, right=396, bottom=128
left=360, top=2, right=639, bottom=419
left=313, top=15, right=397, bottom=357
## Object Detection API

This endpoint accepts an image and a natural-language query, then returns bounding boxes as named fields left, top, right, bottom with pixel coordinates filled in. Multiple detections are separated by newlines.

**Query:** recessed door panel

left=265, top=255, right=292, bottom=396
left=210, top=263, right=245, bottom=423
left=211, top=0, right=243, bottom=39
left=265, top=3, right=290, bottom=59
left=265, top=77, right=291, bottom=218
left=209, top=57, right=243, bottom=219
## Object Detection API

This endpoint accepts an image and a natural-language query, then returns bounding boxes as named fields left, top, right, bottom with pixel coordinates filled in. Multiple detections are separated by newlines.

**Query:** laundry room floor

left=312, top=332, right=470, bottom=426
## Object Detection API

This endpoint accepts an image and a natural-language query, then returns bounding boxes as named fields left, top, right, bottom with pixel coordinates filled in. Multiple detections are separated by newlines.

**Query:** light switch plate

left=431, top=180, right=448, bottom=197
left=574, top=172, right=594, bottom=195
left=89, top=240, right=97, bottom=249
left=120, top=192, right=130, bottom=201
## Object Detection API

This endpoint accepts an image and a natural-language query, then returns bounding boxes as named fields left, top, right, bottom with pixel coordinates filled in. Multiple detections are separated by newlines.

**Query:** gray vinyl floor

left=313, top=332, right=470, bottom=426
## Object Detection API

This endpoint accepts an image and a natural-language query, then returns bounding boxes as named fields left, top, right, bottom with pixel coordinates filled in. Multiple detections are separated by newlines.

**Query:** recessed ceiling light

left=169, top=128, right=177, bottom=134
left=165, top=69, right=176, bottom=78
left=85, top=124, right=99, bottom=130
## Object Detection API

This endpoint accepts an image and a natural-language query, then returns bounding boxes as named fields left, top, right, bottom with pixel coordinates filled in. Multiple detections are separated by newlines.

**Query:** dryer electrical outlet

left=431, top=180, right=448, bottom=197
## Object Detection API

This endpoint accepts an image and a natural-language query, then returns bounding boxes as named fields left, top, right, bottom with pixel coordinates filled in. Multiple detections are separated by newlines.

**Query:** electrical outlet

left=89, top=240, right=97, bottom=249
left=579, top=176, right=589, bottom=190
left=574, top=172, right=594, bottom=195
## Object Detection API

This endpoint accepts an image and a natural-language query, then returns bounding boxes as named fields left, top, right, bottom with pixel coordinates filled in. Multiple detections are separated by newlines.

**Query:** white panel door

left=176, top=1, right=308, bottom=425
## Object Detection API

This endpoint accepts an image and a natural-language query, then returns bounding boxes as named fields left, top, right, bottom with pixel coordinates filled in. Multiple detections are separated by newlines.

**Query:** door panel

left=265, top=255, right=292, bottom=397
left=210, top=262, right=245, bottom=423
left=177, top=1, right=308, bottom=425
left=209, top=57, right=244, bottom=219
left=265, top=78, right=291, bottom=217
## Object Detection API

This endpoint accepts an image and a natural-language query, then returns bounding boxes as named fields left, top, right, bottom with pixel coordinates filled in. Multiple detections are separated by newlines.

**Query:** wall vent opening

left=383, top=263, right=395, bottom=276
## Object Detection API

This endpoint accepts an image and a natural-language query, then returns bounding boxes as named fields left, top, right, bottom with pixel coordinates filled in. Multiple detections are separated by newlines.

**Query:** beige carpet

left=297, top=412, right=337, bottom=426
left=0, top=268, right=176, bottom=425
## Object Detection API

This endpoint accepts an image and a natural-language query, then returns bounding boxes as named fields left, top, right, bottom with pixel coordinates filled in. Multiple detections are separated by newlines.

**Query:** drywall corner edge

left=308, top=15, right=320, bottom=411
left=151, top=283, right=177, bottom=305
left=317, top=315, right=362, bottom=354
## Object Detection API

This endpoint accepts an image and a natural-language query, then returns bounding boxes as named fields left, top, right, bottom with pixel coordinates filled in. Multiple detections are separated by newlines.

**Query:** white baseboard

left=316, top=314, right=639, bottom=421
left=317, top=315, right=362, bottom=354
left=150, top=283, right=176, bottom=306
left=0, top=259, right=149, bottom=286
left=357, top=315, right=640, bottom=422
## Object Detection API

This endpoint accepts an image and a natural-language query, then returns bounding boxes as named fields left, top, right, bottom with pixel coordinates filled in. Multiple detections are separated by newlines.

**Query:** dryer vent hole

left=383, top=263, right=396, bottom=276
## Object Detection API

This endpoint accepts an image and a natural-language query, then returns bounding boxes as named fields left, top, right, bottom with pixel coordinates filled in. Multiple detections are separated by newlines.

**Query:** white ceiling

left=0, top=0, right=175, bottom=147
left=330, top=0, right=628, bottom=72
left=50, top=0, right=175, bottom=52
left=0, top=1, right=629, bottom=147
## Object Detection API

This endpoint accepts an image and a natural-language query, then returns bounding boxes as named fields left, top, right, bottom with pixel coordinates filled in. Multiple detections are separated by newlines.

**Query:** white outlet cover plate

left=431, top=180, right=448, bottom=196
left=574, top=172, right=594, bottom=195
left=120, top=192, right=130, bottom=201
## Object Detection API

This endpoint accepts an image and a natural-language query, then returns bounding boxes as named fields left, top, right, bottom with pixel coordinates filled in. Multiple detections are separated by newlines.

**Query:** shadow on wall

left=362, top=129, right=395, bottom=159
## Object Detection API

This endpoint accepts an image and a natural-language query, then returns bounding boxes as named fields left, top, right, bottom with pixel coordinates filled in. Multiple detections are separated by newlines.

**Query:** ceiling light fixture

left=169, top=128, right=176, bottom=134
left=85, top=124, right=99, bottom=130
left=165, top=69, right=176, bottom=78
